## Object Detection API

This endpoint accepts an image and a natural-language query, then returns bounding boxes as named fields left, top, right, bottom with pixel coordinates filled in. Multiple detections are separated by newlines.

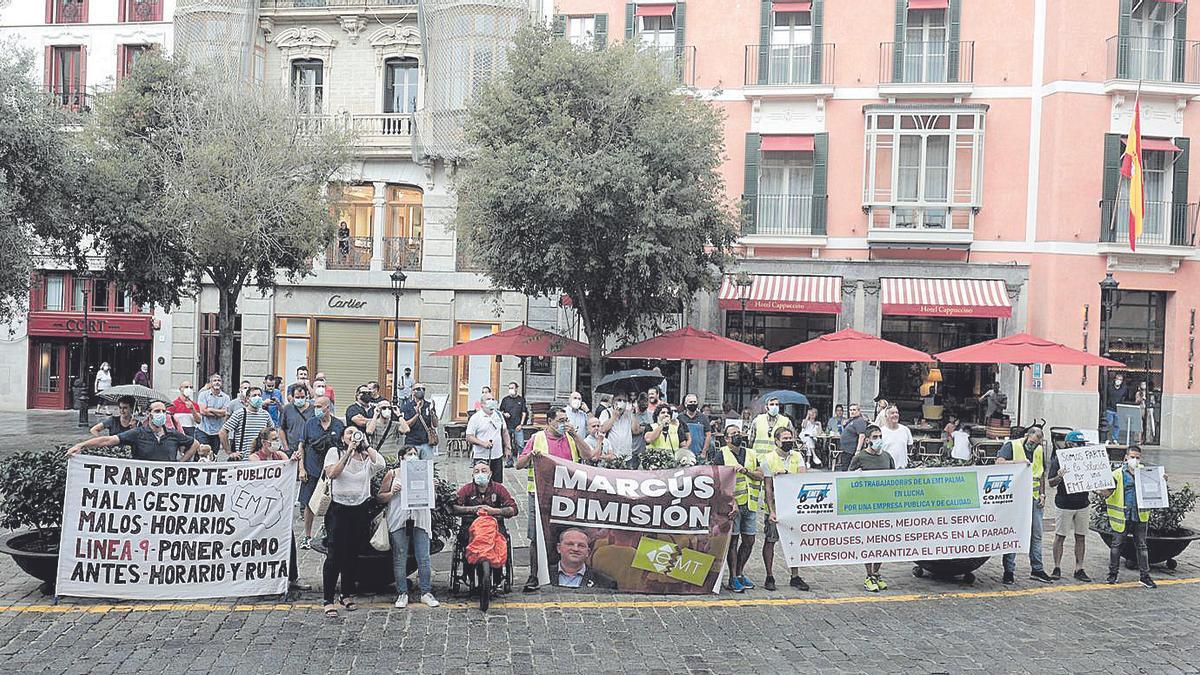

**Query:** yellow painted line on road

left=0, top=577, right=1195, bottom=615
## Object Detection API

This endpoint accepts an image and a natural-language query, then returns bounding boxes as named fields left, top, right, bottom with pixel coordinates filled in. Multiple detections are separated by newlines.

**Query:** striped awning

left=881, top=278, right=1012, bottom=318
left=718, top=275, right=842, bottom=314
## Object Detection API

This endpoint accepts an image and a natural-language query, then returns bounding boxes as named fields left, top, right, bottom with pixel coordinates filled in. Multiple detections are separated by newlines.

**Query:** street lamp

left=1099, top=272, right=1120, bottom=434
left=389, top=266, right=408, bottom=402
left=76, top=271, right=93, bottom=428
left=733, top=270, right=754, bottom=406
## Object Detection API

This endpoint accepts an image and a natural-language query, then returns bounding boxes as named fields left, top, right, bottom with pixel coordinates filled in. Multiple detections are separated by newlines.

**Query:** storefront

left=877, top=278, right=1010, bottom=423
left=717, top=274, right=842, bottom=415
left=1100, top=289, right=1167, bottom=445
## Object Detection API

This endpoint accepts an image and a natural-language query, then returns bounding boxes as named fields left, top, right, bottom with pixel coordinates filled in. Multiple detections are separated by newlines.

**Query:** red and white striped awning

left=881, top=278, right=1012, bottom=318
left=718, top=275, right=842, bottom=314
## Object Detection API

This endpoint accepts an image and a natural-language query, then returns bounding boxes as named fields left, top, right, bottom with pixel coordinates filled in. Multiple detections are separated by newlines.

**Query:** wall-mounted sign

left=27, top=313, right=153, bottom=340
left=327, top=295, right=368, bottom=310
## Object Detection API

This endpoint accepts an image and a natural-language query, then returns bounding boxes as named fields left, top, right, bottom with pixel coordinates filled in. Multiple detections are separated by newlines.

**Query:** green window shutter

left=810, top=0, right=824, bottom=84
left=1173, top=6, right=1188, bottom=83
left=625, top=2, right=635, bottom=40
left=594, top=14, right=608, bottom=50
left=893, top=0, right=908, bottom=83
left=811, top=132, right=829, bottom=235
left=1100, top=133, right=1125, bottom=242
left=743, top=133, right=761, bottom=235
left=1117, top=0, right=1132, bottom=79
left=674, top=2, right=687, bottom=83
left=758, top=0, right=772, bottom=85
left=1171, top=137, right=1190, bottom=245
left=552, top=14, right=566, bottom=39
left=946, top=0, right=961, bottom=83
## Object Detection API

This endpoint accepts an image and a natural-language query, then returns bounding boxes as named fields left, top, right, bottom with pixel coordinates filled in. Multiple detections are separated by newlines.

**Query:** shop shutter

left=625, top=2, right=635, bottom=39
left=810, top=0, right=824, bottom=83
left=757, top=0, right=771, bottom=85
left=552, top=14, right=566, bottom=38
left=743, top=133, right=761, bottom=234
left=1117, top=0, right=1132, bottom=80
left=1173, top=4, right=1188, bottom=83
left=1171, top=137, right=1190, bottom=245
left=946, top=0, right=961, bottom=83
left=893, top=0, right=908, bottom=82
left=1100, top=133, right=1124, bottom=242
left=594, top=14, right=608, bottom=50
left=316, top=320, right=380, bottom=417
left=812, top=132, right=829, bottom=235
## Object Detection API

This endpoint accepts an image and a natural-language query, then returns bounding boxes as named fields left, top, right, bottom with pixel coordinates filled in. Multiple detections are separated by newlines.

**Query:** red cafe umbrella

left=766, top=328, right=933, bottom=409
left=431, top=325, right=591, bottom=396
left=605, top=327, right=768, bottom=363
left=935, top=332, right=1125, bottom=425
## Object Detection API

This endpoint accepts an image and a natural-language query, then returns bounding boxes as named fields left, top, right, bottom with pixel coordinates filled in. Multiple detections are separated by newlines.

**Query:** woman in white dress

left=799, top=407, right=824, bottom=467
left=94, top=362, right=113, bottom=414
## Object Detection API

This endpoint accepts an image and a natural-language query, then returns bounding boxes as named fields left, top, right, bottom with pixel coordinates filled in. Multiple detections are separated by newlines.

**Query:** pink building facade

left=550, top=0, right=1200, bottom=447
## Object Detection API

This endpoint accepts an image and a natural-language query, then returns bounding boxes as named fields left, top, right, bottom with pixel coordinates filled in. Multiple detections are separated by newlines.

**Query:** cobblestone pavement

left=0, top=411, right=1197, bottom=673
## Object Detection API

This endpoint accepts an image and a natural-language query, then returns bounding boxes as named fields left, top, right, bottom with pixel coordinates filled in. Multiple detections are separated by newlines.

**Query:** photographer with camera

left=320, top=426, right=385, bottom=619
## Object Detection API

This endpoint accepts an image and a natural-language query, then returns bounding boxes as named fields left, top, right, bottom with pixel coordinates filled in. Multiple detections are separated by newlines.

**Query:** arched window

left=384, top=58, right=419, bottom=114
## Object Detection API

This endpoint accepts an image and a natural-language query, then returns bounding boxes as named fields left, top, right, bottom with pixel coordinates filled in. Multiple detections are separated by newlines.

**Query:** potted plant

left=1091, top=483, right=1199, bottom=570
left=0, top=446, right=131, bottom=593
left=909, top=455, right=989, bottom=583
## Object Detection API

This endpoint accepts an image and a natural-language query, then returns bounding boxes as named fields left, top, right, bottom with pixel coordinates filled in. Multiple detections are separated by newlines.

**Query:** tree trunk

left=588, top=338, right=605, bottom=407
left=217, top=285, right=240, bottom=386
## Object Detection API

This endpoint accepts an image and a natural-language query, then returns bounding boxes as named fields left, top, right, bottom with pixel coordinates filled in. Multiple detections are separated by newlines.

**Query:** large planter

left=0, top=528, right=60, bottom=594
left=1092, top=526, right=1200, bottom=570
left=353, top=538, right=447, bottom=594
left=911, top=556, right=990, bottom=583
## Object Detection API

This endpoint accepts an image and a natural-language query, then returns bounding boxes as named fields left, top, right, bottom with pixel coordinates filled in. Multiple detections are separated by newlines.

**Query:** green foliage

left=638, top=446, right=685, bottom=471
left=369, top=462, right=461, bottom=543
left=1090, top=482, right=1197, bottom=536
left=455, top=26, right=739, bottom=373
left=0, top=43, right=84, bottom=324
left=0, top=446, right=131, bottom=547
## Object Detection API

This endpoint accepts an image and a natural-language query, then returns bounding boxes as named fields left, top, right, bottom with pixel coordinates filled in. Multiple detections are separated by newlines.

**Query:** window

left=724, top=311, right=836, bottom=415
left=330, top=185, right=375, bottom=269
left=291, top=59, right=323, bottom=115
left=768, top=11, right=813, bottom=85
left=904, top=8, right=948, bottom=83
left=47, top=46, right=85, bottom=109
left=48, top=0, right=87, bottom=24
left=448, top=13, right=522, bottom=108
left=91, top=279, right=111, bottom=313
left=568, top=16, right=596, bottom=49
left=120, top=0, right=163, bottom=22
left=118, top=44, right=152, bottom=80
left=1117, top=149, right=1173, bottom=239
left=758, top=151, right=815, bottom=235
left=1129, top=0, right=1173, bottom=81
left=879, top=316, right=997, bottom=423
left=42, top=274, right=66, bottom=311
left=638, top=14, right=675, bottom=49
left=384, top=186, right=424, bottom=269
left=201, top=313, right=242, bottom=385
left=384, top=58, right=419, bottom=114
left=273, top=318, right=313, bottom=385
left=863, top=108, right=985, bottom=230
left=1101, top=290, right=1166, bottom=444
left=384, top=320, right=420, bottom=398
left=454, top=322, right=499, bottom=417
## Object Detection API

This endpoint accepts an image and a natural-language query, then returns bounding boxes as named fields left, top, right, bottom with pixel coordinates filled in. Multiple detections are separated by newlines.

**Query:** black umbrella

left=97, top=384, right=172, bottom=408
left=594, top=369, right=665, bottom=395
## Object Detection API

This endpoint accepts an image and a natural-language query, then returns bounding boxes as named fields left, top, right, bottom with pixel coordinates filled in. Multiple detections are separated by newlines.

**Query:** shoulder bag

left=370, top=509, right=391, bottom=551
left=308, top=445, right=337, bottom=516
left=416, top=404, right=439, bottom=447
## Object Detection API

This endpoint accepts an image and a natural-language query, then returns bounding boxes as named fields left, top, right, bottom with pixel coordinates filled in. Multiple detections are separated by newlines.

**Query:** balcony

left=744, top=194, right=827, bottom=241
left=865, top=204, right=974, bottom=247
left=326, top=237, right=373, bottom=270
left=455, top=240, right=485, bottom=273
left=261, top=0, right=415, bottom=7
left=878, top=41, right=974, bottom=97
left=638, top=45, right=697, bottom=88
left=743, top=43, right=835, bottom=96
left=383, top=236, right=423, bottom=271
left=1099, top=199, right=1197, bottom=250
left=294, top=112, right=414, bottom=154
left=1105, top=36, right=1200, bottom=96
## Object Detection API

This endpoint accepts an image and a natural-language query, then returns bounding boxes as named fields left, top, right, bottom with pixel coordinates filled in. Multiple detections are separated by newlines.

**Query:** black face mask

left=729, top=435, right=743, bottom=447
left=685, top=403, right=698, bottom=412
left=413, top=390, right=425, bottom=400
left=780, top=440, right=796, bottom=453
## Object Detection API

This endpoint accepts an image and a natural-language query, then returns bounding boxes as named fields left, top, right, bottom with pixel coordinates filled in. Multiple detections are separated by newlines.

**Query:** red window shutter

left=43, top=46, right=53, bottom=89
left=45, top=0, right=54, bottom=23
left=81, top=0, right=89, bottom=22
left=79, top=45, right=87, bottom=94
left=116, top=44, right=126, bottom=79
left=118, top=0, right=126, bottom=22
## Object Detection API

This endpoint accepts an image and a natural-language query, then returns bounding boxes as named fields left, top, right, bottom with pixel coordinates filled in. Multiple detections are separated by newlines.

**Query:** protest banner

left=399, top=459, right=435, bottom=510
left=775, top=465, right=1033, bottom=567
left=56, top=455, right=295, bottom=599
left=1135, top=466, right=1170, bottom=509
left=531, top=454, right=735, bottom=594
left=1057, top=445, right=1116, bottom=494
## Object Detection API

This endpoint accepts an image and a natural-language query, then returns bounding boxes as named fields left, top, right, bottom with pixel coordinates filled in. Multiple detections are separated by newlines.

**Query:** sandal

left=323, top=604, right=338, bottom=619
left=339, top=596, right=358, bottom=612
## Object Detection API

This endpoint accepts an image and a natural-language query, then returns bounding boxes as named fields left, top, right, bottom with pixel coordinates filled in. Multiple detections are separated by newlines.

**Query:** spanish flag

left=1120, top=96, right=1144, bottom=251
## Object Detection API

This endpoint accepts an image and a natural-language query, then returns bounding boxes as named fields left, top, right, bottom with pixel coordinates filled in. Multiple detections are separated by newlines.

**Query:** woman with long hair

left=321, top=427, right=384, bottom=618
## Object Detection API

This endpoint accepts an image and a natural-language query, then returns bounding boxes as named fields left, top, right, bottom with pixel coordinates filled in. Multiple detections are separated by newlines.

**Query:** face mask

left=1126, top=457, right=1140, bottom=470
left=768, top=405, right=780, bottom=416
left=239, top=388, right=249, bottom=398
left=569, top=399, right=582, bottom=410
left=473, top=473, right=489, bottom=486
left=508, top=388, right=517, bottom=395
left=141, top=366, right=148, bottom=373
left=780, top=440, right=795, bottom=453
left=250, top=395, right=264, bottom=408
left=671, top=412, right=679, bottom=421
left=615, top=401, right=627, bottom=412
left=555, top=423, right=567, bottom=436
left=182, top=387, right=193, bottom=398
left=380, top=408, right=392, bottom=418
left=413, top=390, right=425, bottom=400
left=294, top=397, right=308, bottom=408
left=315, top=385, right=326, bottom=395
left=484, top=400, right=497, bottom=412
left=870, top=439, right=884, bottom=452
left=151, top=411, right=167, bottom=427
left=729, top=436, right=743, bottom=447
left=1115, top=381, right=1123, bottom=387
left=101, top=365, right=109, bottom=371
left=315, top=407, right=327, bottom=420
left=685, top=403, right=698, bottom=412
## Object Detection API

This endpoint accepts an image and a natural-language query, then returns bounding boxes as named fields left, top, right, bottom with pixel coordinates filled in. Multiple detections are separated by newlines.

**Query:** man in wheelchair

left=452, top=461, right=518, bottom=604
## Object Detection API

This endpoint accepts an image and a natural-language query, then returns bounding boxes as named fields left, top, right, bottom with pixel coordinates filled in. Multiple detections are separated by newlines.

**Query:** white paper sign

left=1135, top=466, right=1169, bottom=510
left=56, top=456, right=295, bottom=599
left=399, top=459, right=435, bottom=511
left=1057, top=445, right=1116, bottom=494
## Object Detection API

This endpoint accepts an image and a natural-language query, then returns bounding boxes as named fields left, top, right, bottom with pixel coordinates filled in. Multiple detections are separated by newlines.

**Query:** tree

left=0, top=44, right=83, bottom=324
left=455, top=27, right=739, bottom=394
left=79, top=54, right=352, bottom=382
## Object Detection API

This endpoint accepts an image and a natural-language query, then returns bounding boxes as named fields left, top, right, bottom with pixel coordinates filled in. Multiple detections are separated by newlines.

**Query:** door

left=315, top=320, right=381, bottom=417
left=29, top=341, right=68, bottom=409
left=905, top=9, right=948, bottom=82
left=769, top=10, right=812, bottom=84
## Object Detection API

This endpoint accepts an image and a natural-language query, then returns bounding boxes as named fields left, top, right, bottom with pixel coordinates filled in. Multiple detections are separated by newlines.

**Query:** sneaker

left=1074, top=569, right=1092, bottom=583
left=394, top=594, right=409, bottom=609
left=790, top=576, right=810, bottom=591
left=727, top=577, right=745, bottom=593
left=1049, top=567, right=1062, bottom=580
left=310, top=538, right=327, bottom=555
left=1002, top=571, right=1015, bottom=585
left=864, top=576, right=879, bottom=592
left=420, top=593, right=440, bottom=607
left=1140, top=576, right=1157, bottom=589
left=763, top=575, right=777, bottom=591
left=300, top=536, right=311, bottom=550
left=874, top=575, right=888, bottom=591
left=1106, top=573, right=1118, bottom=584
left=1030, top=569, right=1053, bottom=583
left=522, top=576, right=540, bottom=593
left=737, top=575, right=755, bottom=590
left=504, top=458, right=514, bottom=468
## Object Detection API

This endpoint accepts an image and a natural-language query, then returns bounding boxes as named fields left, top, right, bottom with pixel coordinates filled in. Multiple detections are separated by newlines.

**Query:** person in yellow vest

left=747, top=396, right=793, bottom=462
left=761, top=427, right=810, bottom=592
left=1096, top=446, right=1156, bottom=588
left=996, top=426, right=1052, bottom=584
left=514, top=406, right=597, bottom=593
left=717, top=421, right=764, bottom=593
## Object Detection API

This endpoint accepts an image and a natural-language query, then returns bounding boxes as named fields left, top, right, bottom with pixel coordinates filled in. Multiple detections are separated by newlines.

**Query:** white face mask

left=767, top=404, right=780, bottom=416
left=1126, top=457, right=1140, bottom=470
left=182, top=387, right=193, bottom=398
left=315, top=385, right=326, bottom=395
left=380, top=408, right=392, bottom=418
left=508, top=388, right=517, bottom=395
left=615, top=401, right=628, bottom=412
left=569, top=399, right=582, bottom=410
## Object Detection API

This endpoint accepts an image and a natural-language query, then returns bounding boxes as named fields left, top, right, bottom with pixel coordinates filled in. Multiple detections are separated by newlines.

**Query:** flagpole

left=1112, top=81, right=1144, bottom=248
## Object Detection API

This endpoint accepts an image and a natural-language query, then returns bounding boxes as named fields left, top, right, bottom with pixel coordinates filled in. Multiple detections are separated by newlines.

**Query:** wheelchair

left=449, top=516, right=514, bottom=611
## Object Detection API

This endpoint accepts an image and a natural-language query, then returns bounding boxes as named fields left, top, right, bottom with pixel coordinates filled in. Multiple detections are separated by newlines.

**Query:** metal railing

left=637, top=45, right=697, bottom=87
left=261, top=0, right=415, bottom=7
left=1107, top=35, right=1200, bottom=85
left=326, top=237, right=373, bottom=270
left=455, top=241, right=485, bottom=273
left=879, top=40, right=974, bottom=85
left=744, top=43, right=834, bottom=87
left=749, top=194, right=826, bottom=236
left=1100, top=199, right=1197, bottom=247
left=383, top=236, right=423, bottom=270
left=122, top=0, right=163, bottom=21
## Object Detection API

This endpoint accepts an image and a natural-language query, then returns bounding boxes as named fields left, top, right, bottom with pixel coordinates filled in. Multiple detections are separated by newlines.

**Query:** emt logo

left=798, top=483, right=832, bottom=504
left=981, top=473, right=1015, bottom=505
left=794, top=482, right=835, bottom=514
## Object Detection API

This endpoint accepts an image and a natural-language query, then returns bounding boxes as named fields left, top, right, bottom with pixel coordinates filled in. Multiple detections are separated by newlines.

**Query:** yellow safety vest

left=648, top=422, right=683, bottom=451
left=526, top=430, right=579, bottom=494
left=721, top=446, right=762, bottom=512
left=750, top=414, right=792, bottom=457
left=1009, top=438, right=1044, bottom=500
left=760, top=450, right=806, bottom=476
left=1105, top=467, right=1150, bottom=533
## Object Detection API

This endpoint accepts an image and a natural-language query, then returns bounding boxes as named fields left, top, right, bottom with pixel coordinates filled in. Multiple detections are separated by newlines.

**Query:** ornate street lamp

left=733, top=270, right=754, bottom=407
left=1099, top=272, right=1120, bottom=431
left=76, top=271, right=93, bottom=428
left=389, top=267, right=408, bottom=402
